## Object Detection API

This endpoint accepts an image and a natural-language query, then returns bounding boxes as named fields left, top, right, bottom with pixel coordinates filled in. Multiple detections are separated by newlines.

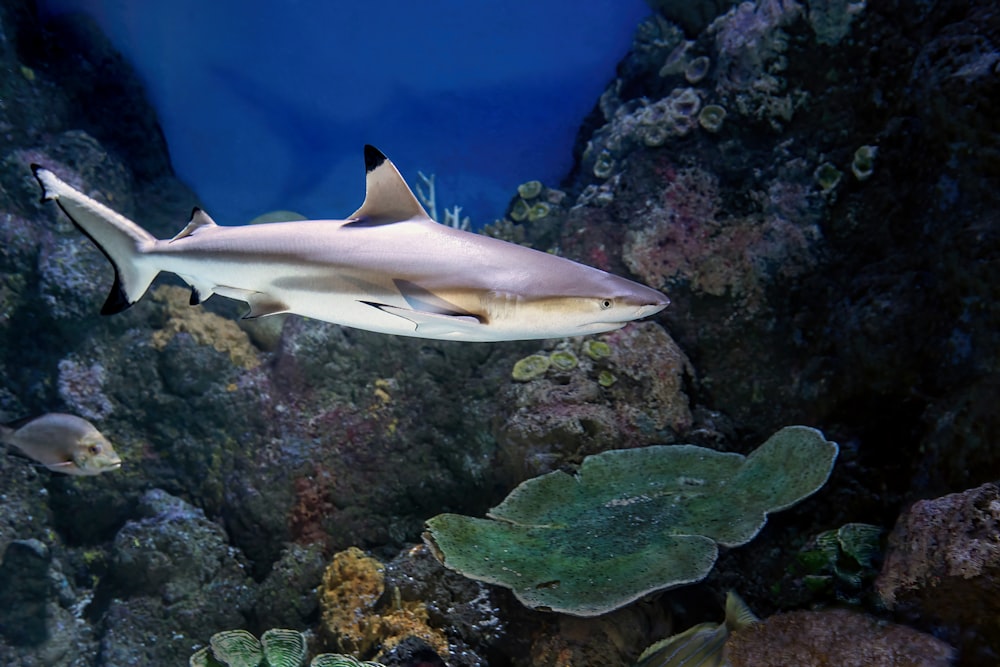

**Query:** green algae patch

left=424, top=426, right=838, bottom=616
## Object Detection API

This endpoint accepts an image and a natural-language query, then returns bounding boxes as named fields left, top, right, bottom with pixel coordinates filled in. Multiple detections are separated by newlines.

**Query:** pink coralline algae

left=622, top=163, right=820, bottom=312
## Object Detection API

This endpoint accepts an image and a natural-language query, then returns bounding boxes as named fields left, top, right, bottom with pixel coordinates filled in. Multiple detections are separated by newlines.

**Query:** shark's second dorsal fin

left=348, top=145, right=432, bottom=225
left=170, top=208, right=218, bottom=242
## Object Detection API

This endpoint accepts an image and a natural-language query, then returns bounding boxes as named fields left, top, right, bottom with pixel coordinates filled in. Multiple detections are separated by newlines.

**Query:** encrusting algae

left=319, top=547, right=449, bottom=660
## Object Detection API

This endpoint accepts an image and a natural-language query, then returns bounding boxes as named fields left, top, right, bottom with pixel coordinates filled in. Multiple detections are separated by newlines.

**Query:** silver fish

left=1, top=413, right=122, bottom=475
left=635, top=592, right=758, bottom=667
left=32, top=146, right=668, bottom=342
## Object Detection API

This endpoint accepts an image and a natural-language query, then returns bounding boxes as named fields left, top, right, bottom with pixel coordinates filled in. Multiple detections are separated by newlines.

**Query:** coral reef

left=0, top=0, right=998, bottom=663
left=494, top=322, right=695, bottom=486
left=621, top=162, right=820, bottom=309
left=105, top=490, right=253, bottom=647
left=425, top=427, right=838, bottom=616
left=253, top=542, right=328, bottom=631
left=0, top=539, right=56, bottom=646
left=319, top=547, right=449, bottom=662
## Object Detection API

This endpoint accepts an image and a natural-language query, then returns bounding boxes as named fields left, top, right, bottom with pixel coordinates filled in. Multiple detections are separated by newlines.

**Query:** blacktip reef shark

left=31, top=146, right=668, bottom=342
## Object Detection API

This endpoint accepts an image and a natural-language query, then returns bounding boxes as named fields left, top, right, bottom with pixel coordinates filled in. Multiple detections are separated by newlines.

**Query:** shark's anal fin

left=180, top=276, right=216, bottom=306
left=361, top=301, right=483, bottom=336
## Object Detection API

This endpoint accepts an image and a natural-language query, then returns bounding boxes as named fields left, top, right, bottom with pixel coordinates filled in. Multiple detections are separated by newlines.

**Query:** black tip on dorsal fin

left=364, top=145, right=387, bottom=173
left=348, top=145, right=430, bottom=224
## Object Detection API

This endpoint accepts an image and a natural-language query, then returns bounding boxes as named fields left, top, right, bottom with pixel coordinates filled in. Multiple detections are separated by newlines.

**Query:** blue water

left=41, top=0, right=649, bottom=227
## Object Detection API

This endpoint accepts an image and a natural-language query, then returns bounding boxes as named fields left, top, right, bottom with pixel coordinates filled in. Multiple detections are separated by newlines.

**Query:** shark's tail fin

left=32, top=166, right=160, bottom=314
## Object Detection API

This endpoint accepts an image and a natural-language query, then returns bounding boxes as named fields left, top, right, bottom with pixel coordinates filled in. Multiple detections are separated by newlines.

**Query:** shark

left=31, top=146, right=668, bottom=342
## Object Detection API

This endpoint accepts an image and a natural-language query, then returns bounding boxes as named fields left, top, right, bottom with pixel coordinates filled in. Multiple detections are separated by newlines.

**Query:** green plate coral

left=424, top=426, right=838, bottom=616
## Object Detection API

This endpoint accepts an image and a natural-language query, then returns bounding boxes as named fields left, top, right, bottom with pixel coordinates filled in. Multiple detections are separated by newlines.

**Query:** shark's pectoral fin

left=211, top=285, right=289, bottom=318
left=361, top=302, right=483, bottom=336
left=243, top=293, right=290, bottom=319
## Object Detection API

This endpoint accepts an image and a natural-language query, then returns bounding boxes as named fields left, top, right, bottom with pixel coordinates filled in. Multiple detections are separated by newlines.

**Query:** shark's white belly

left=147, top=222, right=561, bottom=341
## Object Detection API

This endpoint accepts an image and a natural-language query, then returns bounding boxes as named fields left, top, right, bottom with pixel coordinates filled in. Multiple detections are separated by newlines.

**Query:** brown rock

left=726, top=608, right=954, bottom=667
left=876, top=482, right=1000, bottom=663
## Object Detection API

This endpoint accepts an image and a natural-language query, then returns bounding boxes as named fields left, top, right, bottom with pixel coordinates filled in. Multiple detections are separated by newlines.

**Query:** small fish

left=1, top=413, right=122, bottom=475
left=635, top=591, right=758, bottom=667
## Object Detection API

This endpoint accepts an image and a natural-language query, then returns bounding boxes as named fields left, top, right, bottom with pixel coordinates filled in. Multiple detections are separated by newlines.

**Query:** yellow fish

left=1, top=413, right=122, bottom=475
left=635, top=592, right=758, bottom=667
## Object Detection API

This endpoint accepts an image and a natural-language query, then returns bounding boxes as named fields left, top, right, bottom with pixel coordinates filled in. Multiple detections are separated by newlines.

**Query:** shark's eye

left=599, top=298, right=614, bottom=310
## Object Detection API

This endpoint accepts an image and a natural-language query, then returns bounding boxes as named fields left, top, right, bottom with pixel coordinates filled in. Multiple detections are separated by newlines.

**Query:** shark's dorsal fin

left=347, top=145, right=433, bottom=225
left=170, top=208, right=218, bottom=242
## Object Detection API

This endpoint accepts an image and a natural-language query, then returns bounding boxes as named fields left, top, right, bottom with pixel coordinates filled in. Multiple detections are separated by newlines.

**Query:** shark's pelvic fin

left=242, top=291, right=289, bottom=319
left=31, top=165, right=160, bottom=314
left=205, top=285, right=288, bottom=318
left=347, top=145, right=433, bottom=225
left=170, top=208, right=218, bottom=242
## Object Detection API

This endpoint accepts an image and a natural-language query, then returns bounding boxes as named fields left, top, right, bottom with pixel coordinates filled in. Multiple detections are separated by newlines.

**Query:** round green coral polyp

left=814, top=162, right=842, bottom=192
left=852, top=145, right=877, bottom=181
left=698, top=104, right=727, bottom=132
left=510, top=198, right=531, bottom=222
left=528, top=202, right=552, bottom=221
left=593, top=151, right=615, bottom=179
left=517, top=180, right=543, bottom=199
left=511, top=354, right=550, bottom=381
left=597, top=370, right=617, bottom=387
left=549, top=350, right=578, bottom=371
left=582, top=339, right=612, bottom=360
left=424, top=426, right=838, bottom=616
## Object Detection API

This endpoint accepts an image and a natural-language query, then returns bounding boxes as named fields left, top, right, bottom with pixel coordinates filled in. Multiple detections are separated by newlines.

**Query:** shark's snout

left=636, top=300, right=669, bottom=319
left=621, top=285, right=670, bottom=320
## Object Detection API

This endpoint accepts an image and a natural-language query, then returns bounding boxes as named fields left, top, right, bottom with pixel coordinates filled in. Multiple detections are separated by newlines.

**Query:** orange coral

left=319, top=547, right=449, bottom=660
